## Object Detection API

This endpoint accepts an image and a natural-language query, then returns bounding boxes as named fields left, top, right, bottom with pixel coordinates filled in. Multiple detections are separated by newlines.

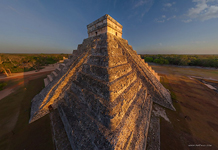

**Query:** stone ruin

left=29, top=14, right=175, bottom=150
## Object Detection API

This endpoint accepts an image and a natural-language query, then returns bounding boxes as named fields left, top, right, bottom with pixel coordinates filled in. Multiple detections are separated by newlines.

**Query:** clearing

left=150, top=64, right=218, bottom=150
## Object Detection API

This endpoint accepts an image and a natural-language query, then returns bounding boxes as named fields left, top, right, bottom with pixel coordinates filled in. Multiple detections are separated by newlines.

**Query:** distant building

left=87, top=14, right=123, bottom=38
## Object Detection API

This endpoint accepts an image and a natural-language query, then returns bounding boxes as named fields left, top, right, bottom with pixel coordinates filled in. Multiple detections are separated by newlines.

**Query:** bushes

left=144, top=57, right=153, bottom=62
left=141, top=54, right=218, bottom=68
left=0, top=82, right=7, bottom=91
left=142, top=55, right=169, bottom=65
left=0, top=54, right=69, bottom=74
left=153, top=58, right=169, bottom=64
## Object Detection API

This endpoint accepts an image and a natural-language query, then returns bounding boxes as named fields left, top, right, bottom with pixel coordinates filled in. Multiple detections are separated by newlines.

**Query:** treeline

left=140, top=54, right=218, bottom=68
left=0, top=53, right=69, bottom=75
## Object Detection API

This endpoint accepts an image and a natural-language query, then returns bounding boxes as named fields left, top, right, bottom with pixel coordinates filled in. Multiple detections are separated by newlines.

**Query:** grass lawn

left=0, top=74, right=54, bottom=150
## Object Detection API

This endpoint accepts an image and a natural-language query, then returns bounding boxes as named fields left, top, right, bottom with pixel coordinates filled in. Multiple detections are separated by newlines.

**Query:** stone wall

left=87, top=14, right=122, bottom=38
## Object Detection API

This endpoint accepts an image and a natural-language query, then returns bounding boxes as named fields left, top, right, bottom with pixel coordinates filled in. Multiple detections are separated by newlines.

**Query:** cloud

left=164, top=3, right=173, bottom=7
left=8, top=6, right=22, bottom=15
left=201, top=5, right=218, bottom=20
left=133, top=0, right=151, bottom=8
left=131, top=0, right=154, bottom=19
left=188, top=0, right=208, bottom=17
left=167, top=15, right=176, bottom=20
left=163, top=2, right=176, bottom=11
left=155, top=15, right=176, bottom=23
left=187, top=0, right=218, bottom=21
left=155, top=15, right=166, bottom=23
left=182, top=19, right=192, bottom=23
left=156, top=20, right=165, bottom=23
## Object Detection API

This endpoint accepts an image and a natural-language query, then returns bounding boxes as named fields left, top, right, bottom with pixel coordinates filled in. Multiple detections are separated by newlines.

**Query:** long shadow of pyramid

left=29, top=15, right=175, bottom=149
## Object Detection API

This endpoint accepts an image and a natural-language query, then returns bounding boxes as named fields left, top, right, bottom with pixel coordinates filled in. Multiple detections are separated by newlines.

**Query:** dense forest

left=140, top=54, right=218, bottom=68
left=0, top=53, right=69, bottom=76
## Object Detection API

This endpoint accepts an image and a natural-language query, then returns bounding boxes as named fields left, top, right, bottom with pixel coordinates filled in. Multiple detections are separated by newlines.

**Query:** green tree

left=144, top=57, right=153, bottom=62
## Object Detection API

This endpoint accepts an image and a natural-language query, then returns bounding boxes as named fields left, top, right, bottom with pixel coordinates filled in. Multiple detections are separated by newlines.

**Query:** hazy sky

left=0, top=0, right=218, bottom=54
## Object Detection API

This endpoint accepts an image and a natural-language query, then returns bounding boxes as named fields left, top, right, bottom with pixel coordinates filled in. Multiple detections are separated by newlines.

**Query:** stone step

left=55, top=67, right=61, bottom=74
left=121, top=42, right=159, bottom=82
left=64, top=91, right=74, bottom=108
left=82, top=63, right=132, bottom=82
left=50, top=71, right=55, bottom=79
left=127, top=96, right=152, bottom=150
left=71, top=49, right=77, bottom=54
left=146, top=106, right=160, bottom=150
left=58, top=103, right=99, bottom=149
left=109, top=79, right=142, bottom=114
left=128, top=45, right=133, bottom=49
left=70, top=55, right=78, bottom=61
left=77, top=44, right=82, bottom=51
left=47, top=74, right=53, bottom=82
left=76, top=70, right=137, bottom=101
left=91, top=47, right=123, bottom=56
left=68, top=54, right=73, bottom=59
left=50, top=109, right=72, bottom=150
left=87, top=55, right=128, bottom=67
left=70, top=87, right=110, bottom=128
left=44, top=78, right=49, bottom=87
left=141, top=62, right=160, bottom=81
left=59, top=63, right=66, bottom=70
left=52, top=71, right=58, bottom=77
left=70, top=81, right=85, bottom=101
left=63, top=59, right=70, bottom=64
left=58, top=105, right=78, bottom=150
left=137, top=55, right=141, bottom=58
left=110, top=85, right=145, bottom=131
left=112, top=88, right=152, bottom=149
left=73, top=50, right=78, bottom=55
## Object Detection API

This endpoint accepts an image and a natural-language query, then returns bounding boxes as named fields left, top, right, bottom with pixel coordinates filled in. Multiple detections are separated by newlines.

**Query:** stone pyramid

left=29, top=14, right=175, bottom=149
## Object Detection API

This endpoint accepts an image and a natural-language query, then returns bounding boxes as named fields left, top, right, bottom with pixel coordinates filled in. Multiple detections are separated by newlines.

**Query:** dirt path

left=0, top=82, right=23, bottom=101
left=0, top=64, right=59, bottom=100
left=0, top=63, right=58, bottom=81
left=0, top=70, right=55, bottom=101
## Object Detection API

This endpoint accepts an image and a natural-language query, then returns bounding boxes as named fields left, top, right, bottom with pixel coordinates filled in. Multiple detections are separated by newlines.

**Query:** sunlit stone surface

left=29, top=14, right=175, bottom=150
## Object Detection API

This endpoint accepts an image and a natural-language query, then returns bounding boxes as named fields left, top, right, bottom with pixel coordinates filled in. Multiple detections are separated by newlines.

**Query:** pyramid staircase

left=43, top=51, right=79, bottom=87
left=29, top=33, right=174, bottom=149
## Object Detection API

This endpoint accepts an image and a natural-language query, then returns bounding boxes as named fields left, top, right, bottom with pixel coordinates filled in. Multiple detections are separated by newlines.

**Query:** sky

left=0, top=0, right=218, bottom=54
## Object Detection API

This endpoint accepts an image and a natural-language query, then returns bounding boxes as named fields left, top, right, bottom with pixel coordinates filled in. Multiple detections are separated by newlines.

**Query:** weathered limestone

left=30, top=15, right=175, bottom=150
left=87, top=14, right=122, bottom=38
left=146, top=106, right=161, bottom=150
left=47, top=74, right=53, bottom=82
left=50, top=109, right=72, bottom=150
left=52, top=71, right=58, bottom=77
left=44, top=78, right=49, bottom=87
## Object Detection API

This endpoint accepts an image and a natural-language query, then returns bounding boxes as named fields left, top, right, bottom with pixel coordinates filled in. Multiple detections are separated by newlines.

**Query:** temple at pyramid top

left=87, top=14, right=123, bottom=38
